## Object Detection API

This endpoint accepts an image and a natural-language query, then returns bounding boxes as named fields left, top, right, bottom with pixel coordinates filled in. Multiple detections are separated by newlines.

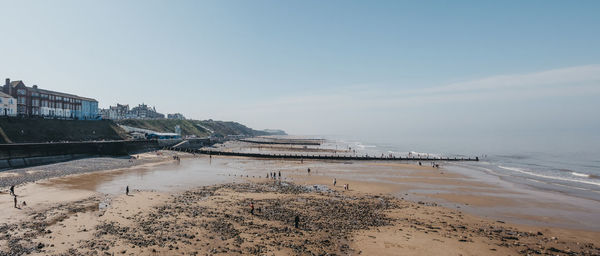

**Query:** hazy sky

left=1, top=0, right=599, bottom=154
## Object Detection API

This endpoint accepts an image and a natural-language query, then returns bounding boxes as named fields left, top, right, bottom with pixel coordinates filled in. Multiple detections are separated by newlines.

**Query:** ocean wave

left=349, top=142, right=376, bottom=149
left=571, top=172, right=590, bottom=178
left=498, top=166, right=600, bottom=187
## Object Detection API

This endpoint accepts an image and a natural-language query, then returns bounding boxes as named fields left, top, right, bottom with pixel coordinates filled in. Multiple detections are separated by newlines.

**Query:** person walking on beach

left=13, top=195, right=17, bottom=208
left=294, top=215, right=300, bottom=229
left=307, top=168, right=311, bottom=175
left=278, top=171, right=281, bottom=178
left=9, top=185, right=15, bottom=196
left=126, top=186, right=129, bottom=196
left=250, top=202, right=255, bottom=215
left=333, top=178, right=337, bottom=187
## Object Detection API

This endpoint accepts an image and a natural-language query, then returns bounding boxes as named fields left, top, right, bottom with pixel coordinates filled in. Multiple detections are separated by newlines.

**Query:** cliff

left=116, top=119, right=286, bottom=138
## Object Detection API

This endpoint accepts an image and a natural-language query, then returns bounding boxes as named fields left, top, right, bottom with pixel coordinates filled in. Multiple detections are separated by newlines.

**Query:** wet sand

left=1, top=153, right=600, bottom=255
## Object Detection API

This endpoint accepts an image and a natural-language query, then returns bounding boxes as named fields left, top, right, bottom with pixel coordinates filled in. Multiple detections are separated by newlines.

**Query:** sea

left=317, top=135, right=600, bottom=203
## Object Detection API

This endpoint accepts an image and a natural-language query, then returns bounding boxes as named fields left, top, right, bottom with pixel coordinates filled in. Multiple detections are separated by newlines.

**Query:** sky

left=1, top=0, right=599, bottom=154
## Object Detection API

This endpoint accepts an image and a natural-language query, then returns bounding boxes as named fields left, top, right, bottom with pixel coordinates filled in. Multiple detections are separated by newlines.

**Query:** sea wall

left=0, top=140, right=168, bottom=169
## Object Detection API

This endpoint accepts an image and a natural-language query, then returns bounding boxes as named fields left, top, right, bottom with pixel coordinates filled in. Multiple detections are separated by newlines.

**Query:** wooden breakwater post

left=179, top=149, right=479, bottom=162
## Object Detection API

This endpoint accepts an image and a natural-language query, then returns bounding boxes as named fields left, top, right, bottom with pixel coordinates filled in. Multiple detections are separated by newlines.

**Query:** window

left=31, top=92, right=39, bottom=97
left=32, top=99, right=40, bottom=106
left=17, top=89, right=26, bottom=95
left=18, top=97, right=26, bottom=104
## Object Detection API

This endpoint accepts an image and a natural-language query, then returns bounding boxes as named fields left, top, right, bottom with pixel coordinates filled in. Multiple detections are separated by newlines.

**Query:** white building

left=0, top=91, right=16, bottom=116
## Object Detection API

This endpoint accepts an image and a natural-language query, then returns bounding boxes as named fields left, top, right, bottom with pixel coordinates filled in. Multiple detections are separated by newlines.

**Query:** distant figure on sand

left=294, top=215, right=300, bottom=228
left=13, top=195, right=17, bottom=208
left=9, top=185, right=14, bottom=196
left=250, top=202, right=254, bottom=215
left=307, top=168, right=311, bottom=174
left=278, top=171, right=281, bottom=178
left=126, top=186, right=129, bottom=196
left=333, top=178, right=336, bottom=187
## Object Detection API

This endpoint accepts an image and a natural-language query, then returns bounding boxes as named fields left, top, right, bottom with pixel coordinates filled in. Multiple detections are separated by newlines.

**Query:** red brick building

left=3, top=78, right=98, bottom=119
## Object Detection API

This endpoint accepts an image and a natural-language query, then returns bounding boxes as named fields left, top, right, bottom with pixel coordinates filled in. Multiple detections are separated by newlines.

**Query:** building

left=111, top=104, right=130, bottom=119
left=167, top=113, right=185, bottom=120
left=100, top=104, right=130, bottom=120
left=146, top=132, right=181, bottom=140
left=2, top=78, right=99, bottom=119
left=0, top=91, right=17, bottom=116
left=80, top=97, right=99, bottom=120
left=100, top=103, right=165, bottom=120
left=130, top=103, right=164, bottom=119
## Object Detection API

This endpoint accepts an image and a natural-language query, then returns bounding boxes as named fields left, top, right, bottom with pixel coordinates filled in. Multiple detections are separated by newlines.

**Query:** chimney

left=4, top=78, right=10, bottom=94
left=33, top=85, right=38, bottom=89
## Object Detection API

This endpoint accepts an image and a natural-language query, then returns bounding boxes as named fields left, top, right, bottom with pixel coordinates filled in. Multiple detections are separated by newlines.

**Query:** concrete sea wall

left=0, top=140, right=169, bottom=169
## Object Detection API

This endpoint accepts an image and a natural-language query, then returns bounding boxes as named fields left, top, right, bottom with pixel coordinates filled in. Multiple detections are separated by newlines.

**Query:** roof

left=9, top=81, right=24, bottom=87
left=6, top=79, right=98, bottom=102
left=0, top=91, right=14, bottom=98
left=33, top=88, right=98, bottom=102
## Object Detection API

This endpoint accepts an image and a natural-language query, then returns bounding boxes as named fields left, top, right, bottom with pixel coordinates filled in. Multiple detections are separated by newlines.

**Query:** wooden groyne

left=238, top=139, right=323, bottom=146
left=170, top=148, right=479, bottom=162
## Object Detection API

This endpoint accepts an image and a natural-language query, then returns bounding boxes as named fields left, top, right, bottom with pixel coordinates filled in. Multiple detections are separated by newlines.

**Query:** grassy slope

left=0, top=118, right=128, bottom=143
left=117, top=119, right=270, bottom=138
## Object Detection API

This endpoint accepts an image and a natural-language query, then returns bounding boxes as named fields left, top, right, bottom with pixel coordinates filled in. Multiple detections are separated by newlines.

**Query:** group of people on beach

left=8, top=185, right=26, bottom=209
left=248, top=200, right=301, bottom=229
left=332, top=178, right=350, bottom=191
left=267, top=171, right=281, bottom=180
left=418, top=161, right=440, bottom=168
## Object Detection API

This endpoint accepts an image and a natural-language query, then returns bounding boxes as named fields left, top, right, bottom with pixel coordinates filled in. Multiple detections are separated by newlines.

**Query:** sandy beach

left=1, top=151, right=599, bottom=255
